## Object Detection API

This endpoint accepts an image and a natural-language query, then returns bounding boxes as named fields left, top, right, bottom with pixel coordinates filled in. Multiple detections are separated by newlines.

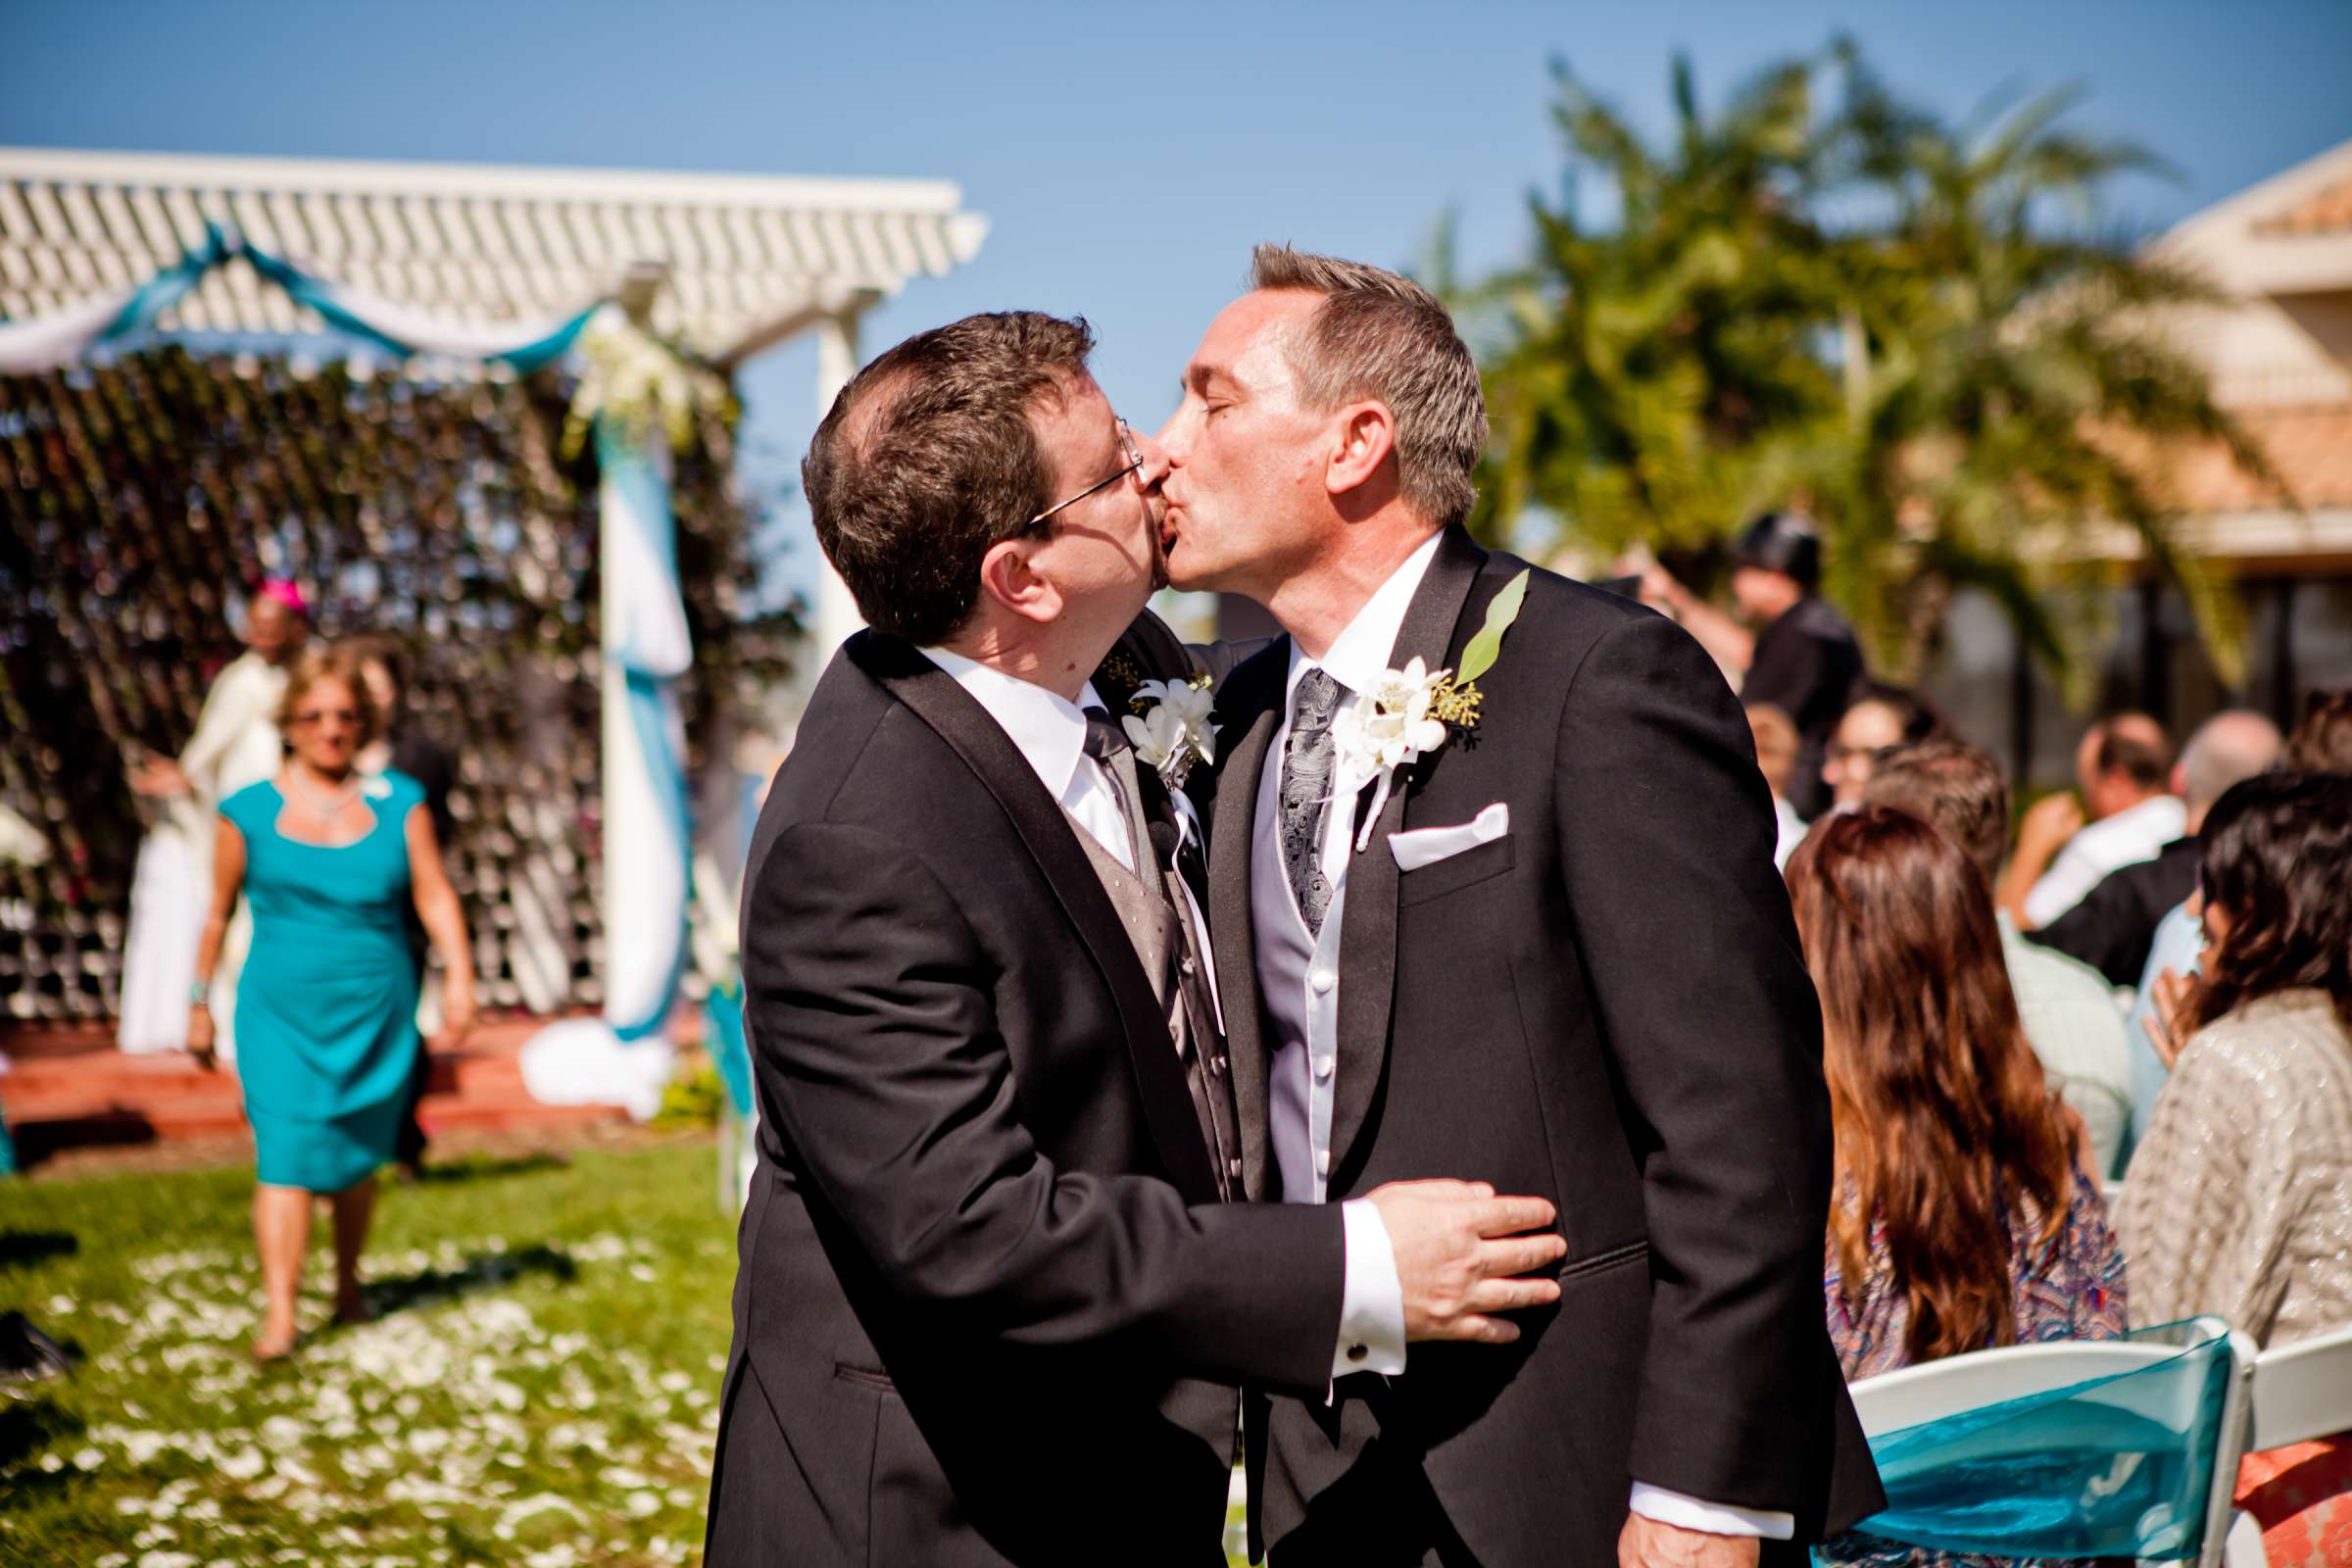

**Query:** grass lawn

left=0, top=1139, right=737, bottom=1567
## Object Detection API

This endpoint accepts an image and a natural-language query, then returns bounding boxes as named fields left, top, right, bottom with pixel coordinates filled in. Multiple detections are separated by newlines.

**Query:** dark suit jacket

left=707, top=627, right=1348, bottom=1568
left=2028, top=835, right=2200, bottom=986
left=1200, top=528, right=1882, bottom=1565
left=1744, top=594, right=1866, bottom=820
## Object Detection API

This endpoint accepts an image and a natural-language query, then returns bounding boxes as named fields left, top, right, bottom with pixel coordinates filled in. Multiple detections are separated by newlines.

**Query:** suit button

left=1314, top=1056, right=1333, bottom=1081
left=1309, top=967, right=1336, bottom=994
left=1316, top=1150, right=1330, bottom=1177
left=1346, top=1344, right=1368, bottom=1364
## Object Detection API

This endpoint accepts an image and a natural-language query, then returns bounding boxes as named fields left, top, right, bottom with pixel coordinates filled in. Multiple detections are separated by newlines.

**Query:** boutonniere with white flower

left=1327, top=568, right=1532, bottom=862
left=361, top=773, right=395, bottom=801
left=1124, top=673, right=1219, bottom=789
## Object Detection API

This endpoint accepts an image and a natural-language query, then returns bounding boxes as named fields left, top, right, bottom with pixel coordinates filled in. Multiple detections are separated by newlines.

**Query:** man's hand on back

left=1620, top=1514, right=1762, bottom=1568
left=1366, top=1179, right=1565, bottom=1344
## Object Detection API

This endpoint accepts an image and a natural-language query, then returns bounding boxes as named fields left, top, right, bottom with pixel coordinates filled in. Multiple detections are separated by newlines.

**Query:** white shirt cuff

left=1627, top=1483, right=1794, bottom=1541
left=1332, top=1198, right=1407, bottom=1381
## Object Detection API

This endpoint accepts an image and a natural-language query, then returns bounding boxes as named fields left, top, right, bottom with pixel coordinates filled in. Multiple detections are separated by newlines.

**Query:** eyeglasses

left=292, top=708, right=362, bottom=727
left=1028, top=416, right=1145, bottom=531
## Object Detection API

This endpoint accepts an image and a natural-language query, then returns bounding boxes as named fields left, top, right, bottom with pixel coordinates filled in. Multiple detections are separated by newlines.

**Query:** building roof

left=0, top=146, right=988, bottom=363
left=2093, top=401, right=2352, bottom=512
left=2165, top=404, right=2352, bottom=513
left=2253, top=172, right=2352, bottom=236
left=2152, top=137, right=2352, bottom=298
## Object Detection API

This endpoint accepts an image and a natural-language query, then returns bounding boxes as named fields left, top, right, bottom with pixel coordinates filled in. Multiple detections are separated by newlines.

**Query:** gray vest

left=1063, top=796, right=1242, bottom=1201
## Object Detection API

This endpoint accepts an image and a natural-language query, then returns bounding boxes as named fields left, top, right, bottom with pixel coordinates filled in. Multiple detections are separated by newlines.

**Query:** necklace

left=282, top=764, right=363, bottom=841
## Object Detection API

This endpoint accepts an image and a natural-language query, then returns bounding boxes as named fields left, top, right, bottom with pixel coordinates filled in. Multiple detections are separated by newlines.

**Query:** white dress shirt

left=2023, top=793, right=2186, bottom=928
left=1245, top=537, right=1790, bottom=1540
left=917, top=646, right=1392, bottom=1374
left=1772, top=796, right=1809, bottom=872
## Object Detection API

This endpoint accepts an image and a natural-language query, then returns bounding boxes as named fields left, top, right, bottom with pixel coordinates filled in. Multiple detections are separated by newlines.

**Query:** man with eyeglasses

left=707, top=311, right=1563, bottom=1567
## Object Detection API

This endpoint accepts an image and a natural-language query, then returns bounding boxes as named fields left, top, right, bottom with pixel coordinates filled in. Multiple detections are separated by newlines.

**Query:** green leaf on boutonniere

left=1456, top=568, right=1532, bottom=685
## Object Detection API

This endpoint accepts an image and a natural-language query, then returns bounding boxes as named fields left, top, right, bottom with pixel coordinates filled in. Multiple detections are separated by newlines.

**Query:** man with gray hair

left=1157, top=246, right=1880, bottom=1566
left=2030, top=709, right=2283, bottom=986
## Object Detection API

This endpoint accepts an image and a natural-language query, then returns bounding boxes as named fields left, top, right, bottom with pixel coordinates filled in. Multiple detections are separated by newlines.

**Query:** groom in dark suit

left=1156, top=250, right=1884, bottom=1567
left=706, top=310, right=1571, bottom=1567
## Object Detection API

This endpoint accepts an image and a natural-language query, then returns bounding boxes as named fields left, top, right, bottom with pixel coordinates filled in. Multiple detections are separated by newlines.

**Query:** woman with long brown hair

left=1788, top=806, right=2127, bottom=1379
left=1790, top=807, right=2128, bottom=1565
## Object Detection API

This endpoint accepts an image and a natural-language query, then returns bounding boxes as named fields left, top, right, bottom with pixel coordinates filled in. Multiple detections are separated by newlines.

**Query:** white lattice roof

left=0, top=146, right=988, bottom=363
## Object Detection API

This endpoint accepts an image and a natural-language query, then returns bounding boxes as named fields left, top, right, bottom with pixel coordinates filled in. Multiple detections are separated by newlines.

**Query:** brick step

left=415, top=1096, right=628, bottom=1134
left=4, top=1094, right=626, bottom=1156
left=4, top=1037, right=635, bottom=1161
left=5, top=1043, right=530, bottom=1096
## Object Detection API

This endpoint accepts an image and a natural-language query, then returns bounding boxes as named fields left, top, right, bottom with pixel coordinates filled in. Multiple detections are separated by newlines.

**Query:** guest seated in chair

left=2121, top=770, right=2352, bottom=1568
left=1787, top=806, right=2129, bottom=1568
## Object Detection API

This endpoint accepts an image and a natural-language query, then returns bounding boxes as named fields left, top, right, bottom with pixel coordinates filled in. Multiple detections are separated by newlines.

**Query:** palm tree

left=1468, top=43, right=2280, bottom=699
left=1465, top=50, right=1845, bottom=559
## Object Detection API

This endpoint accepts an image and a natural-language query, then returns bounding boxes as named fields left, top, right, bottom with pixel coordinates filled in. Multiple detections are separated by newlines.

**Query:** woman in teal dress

left=188, top=643, right=475, bottom=1359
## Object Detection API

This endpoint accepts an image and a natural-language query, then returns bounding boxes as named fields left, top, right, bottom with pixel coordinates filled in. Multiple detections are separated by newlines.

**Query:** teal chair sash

left=1838, top=1324, right=2232, bottom=1561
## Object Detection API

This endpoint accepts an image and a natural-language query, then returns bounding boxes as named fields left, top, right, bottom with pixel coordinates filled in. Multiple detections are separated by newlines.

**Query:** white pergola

left=1, top=145, right=989, bottom=649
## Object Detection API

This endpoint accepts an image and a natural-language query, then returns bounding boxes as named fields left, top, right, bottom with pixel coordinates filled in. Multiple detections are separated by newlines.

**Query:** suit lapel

left=855, top=633, right=1222, bottom=1205
left=1204, top=646, right=1288, bottom=1201
left=1327, top=526, right=1489, bottom=1182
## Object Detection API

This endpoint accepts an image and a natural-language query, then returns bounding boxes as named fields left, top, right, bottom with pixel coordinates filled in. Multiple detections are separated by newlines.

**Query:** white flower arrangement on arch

left=561, top=308, right=736, bottom=459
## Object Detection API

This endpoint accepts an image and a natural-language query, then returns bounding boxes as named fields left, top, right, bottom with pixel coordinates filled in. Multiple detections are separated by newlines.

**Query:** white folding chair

left=1846, top=1315, right=2255, bottom=1568
left=2246, top=1320, right=2352, bottom=1451
left=2222, top=1320, right=2352, bottom=1568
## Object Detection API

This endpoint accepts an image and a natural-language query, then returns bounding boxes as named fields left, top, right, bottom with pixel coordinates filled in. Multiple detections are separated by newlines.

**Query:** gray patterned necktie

left=1278, top=667, right=1348, bottom=937
left=1079, top=708, right=1143, bottom=868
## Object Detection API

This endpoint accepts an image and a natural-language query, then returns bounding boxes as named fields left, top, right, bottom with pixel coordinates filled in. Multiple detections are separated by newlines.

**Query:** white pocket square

left=1387, top=802, right=1509, bottom=872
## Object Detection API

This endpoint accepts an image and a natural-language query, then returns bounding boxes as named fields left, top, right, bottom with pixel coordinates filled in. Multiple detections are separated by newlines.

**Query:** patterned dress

left=1822, top=1167, right=2131, bottom=1568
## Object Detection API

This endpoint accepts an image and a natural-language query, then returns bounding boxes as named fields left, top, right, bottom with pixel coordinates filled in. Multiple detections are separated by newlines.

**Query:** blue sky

left=8, top=0, right=2348, bottom=599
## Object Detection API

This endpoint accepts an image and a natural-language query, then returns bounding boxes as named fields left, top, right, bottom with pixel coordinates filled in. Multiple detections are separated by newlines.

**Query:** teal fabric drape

left=0, top=224, right=594, bottom=375
left=702, top=979, right=754, bottom=1121
left=1839, top=1324, right=2232, bottom=1561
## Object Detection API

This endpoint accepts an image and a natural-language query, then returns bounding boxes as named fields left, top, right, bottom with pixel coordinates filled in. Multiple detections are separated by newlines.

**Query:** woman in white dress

left=118, top=581, right=310, bottom=1055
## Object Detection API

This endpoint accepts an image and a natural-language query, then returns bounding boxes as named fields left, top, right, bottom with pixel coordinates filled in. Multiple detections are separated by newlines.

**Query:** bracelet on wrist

left=189, top=979, right=210, bottom=1005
